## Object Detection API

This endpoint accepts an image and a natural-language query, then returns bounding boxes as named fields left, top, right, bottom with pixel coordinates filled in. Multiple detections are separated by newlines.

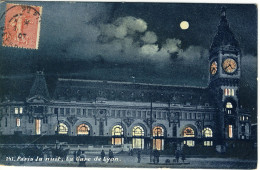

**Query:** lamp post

left=150, top=100, right=153, bottom=163
left=55, top=109, right=60, bottom=149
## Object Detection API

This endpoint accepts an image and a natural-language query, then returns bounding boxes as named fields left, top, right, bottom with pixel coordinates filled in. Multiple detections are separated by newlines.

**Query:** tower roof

left=28, top=71, right=50, bottom=100
left=210, top=7, right=239, bottom=54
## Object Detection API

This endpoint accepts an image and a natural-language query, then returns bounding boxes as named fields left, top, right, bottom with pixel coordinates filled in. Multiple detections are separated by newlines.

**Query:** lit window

left=224, top=89, right=235, bottom=96
left=204, top=141, right=213, bottom=146
left=224, top=89, right=227, bottom=96
left=227, top=110, right=232, bottom=114
left=112, top=125, right=124, bottom=145
left=58, top=123, right=68, bottom=134
left=153, top=126, right=164, bottom=150
left=35, top=119, right=41, bottom=135
left=132, top=126, right=144, bottom=149
left=153, top=126, right=164, bottom=137
left=112, top=125, right=123, bottom=136
left=203, top=127, right=213, bottom=137
left=231, top=89, right=235, bottom=96
left=19, top=107, right=23, bottom=114
left=184, top=140, right=195, bottom=147
left=77, top=124, right=89, bottom=135
left=133, top=126, right=144, bottom=136
left=16, top=118, right=20, bottom=127
left=183, top=127, right=195, bottom=137
left=226, top=102, right=233, bottom=108
left=15, top=108, right=19, bottom=114
left=228, top=125, right=233, bottom=138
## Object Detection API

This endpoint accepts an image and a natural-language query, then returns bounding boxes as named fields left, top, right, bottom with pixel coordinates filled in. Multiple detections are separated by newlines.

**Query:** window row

left=180, top=112, right=213, bottom=120
left=240, top=116, right=249, bottom=121
left=224, top=88, right=235, bottom=96
left=15, top=107, right=23, bottom=114
left=52, top=107, right=213, bottom=121
left=182, top=126, right=213, bottom=147
left=15, top=117, right=48, bottom=127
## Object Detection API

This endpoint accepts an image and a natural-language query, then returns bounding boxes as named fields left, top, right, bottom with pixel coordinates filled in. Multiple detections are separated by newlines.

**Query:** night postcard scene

left=0, top=1, right=257, bottom=169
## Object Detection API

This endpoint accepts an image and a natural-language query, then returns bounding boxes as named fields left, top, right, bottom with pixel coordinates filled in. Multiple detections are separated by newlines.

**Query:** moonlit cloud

left=141, top=31, right=157, bottom=44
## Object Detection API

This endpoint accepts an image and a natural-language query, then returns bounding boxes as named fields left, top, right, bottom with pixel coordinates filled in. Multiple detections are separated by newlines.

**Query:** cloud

left=64, top=14, right=210, bottom=67
left=141, top=31, right=157, bottom=44
left=161, top=38, right=182, bottom=54
left=100, top=16, right=147, bottom=40
left=179, top=46, right=209, bottom=62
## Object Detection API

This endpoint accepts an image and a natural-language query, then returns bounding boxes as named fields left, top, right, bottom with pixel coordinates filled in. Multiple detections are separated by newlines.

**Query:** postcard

left=0, top=1, right=257, bottom=169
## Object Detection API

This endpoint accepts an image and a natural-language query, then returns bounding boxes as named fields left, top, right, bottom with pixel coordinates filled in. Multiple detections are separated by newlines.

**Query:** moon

left=180, top=21, right=189, bottom=30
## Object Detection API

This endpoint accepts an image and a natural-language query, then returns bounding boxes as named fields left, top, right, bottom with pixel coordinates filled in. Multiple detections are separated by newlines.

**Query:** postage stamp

left=2, top=3, right=42, bottom=49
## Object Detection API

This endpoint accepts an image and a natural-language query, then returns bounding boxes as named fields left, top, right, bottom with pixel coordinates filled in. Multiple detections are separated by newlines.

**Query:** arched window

left=183, top=126, right=195, bottom=147
left=202, top=127, right=213, bottom=146
left=203, top=127, right=213, bottom=137
left=133, top=126, right=144, bottom=136
left=77, top=124, right=90, bottom=135
left=153, top=126, right=164, bottom=137
left=226, top=102, right=233, bottom=109
left=112, top=125, right=124, bottom=145
left=153, top=126, right=164, bottom=150
left=132, top=126, right=144, bottom=149
left=183, top=127, right=195, bottom=137
left=58, top=123, right=68, bottom=134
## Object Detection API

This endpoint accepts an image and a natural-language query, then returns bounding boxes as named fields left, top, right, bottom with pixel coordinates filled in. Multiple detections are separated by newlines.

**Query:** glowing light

left=180, top=21, right=189, bottom=30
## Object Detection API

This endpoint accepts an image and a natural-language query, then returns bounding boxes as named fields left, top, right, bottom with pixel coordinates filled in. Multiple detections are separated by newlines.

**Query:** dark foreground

left=0, top=154, right=257, bottom=169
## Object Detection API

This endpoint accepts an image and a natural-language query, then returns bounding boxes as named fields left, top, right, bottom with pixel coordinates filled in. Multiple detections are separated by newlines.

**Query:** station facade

left=0, top=8, right=251, bottom=151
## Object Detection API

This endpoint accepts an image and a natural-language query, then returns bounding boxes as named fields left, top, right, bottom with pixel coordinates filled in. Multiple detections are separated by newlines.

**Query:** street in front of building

left=1, top=153, right=257, bottom=169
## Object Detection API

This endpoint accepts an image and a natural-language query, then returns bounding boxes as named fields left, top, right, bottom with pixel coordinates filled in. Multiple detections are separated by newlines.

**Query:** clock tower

left=209, top=7, right=241, bottom=144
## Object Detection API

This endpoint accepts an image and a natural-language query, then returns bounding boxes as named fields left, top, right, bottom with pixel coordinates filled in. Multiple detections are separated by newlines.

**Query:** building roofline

left=57, top=78, right=208, bottom=90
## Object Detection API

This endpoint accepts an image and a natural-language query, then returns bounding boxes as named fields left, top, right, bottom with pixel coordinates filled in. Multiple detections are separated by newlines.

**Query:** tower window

left=15, top=108, right=19, bottom=114
left=19, top=107, right=23, bottom=114
left=228, top=125, right=233, bottom=138
left=16, top=118, right=20, bottom=127
left=224, top=89, right=235, bottom=96
left=35, top=119, right=41, bottom=135
left=226, top=102, right=233, bottom=108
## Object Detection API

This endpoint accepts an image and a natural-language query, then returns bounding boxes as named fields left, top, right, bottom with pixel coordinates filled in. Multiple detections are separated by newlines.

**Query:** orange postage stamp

left=2, top=3, right=42, bottom=49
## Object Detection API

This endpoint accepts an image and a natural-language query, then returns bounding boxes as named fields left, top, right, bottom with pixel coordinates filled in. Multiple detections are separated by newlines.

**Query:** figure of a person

left=156, top=150, right=160, bottom=164
left=153, top=149, right=159, bottom=164
left=137, top=150, right=141, bottom=163
left=78, top=151, right=86, bottom=167
left=108, top=149, right=114, bottom=163
left=181, top=151, right=185, bottom=163
left=175, top=150, right=180, bottom=163
left=73, top=151, right=77, bottom=162
left=101, top=150, right=105, bottom=162
left=77, top=149, right=81, bottom=157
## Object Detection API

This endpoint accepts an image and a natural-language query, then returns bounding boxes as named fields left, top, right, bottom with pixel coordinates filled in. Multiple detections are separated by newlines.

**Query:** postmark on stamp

left=2, top=3, right=42, bottom=49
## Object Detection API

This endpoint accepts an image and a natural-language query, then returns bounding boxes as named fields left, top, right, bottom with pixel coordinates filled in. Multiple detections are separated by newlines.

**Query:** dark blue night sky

left=0, top=2, right=257, bottom=121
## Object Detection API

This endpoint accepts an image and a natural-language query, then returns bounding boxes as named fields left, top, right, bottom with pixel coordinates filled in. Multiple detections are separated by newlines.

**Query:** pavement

left=0, top=154, right=257, bottom=169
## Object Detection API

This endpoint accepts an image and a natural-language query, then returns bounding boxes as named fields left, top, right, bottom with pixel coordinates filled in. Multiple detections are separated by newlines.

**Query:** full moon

left=180, top=21, right=189, bottom=30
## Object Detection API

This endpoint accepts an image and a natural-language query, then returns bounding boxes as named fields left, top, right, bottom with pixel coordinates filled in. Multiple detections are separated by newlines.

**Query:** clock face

left=210, top=61, right=217, bottom=75
left=222, top=58, right=237, bottom=73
